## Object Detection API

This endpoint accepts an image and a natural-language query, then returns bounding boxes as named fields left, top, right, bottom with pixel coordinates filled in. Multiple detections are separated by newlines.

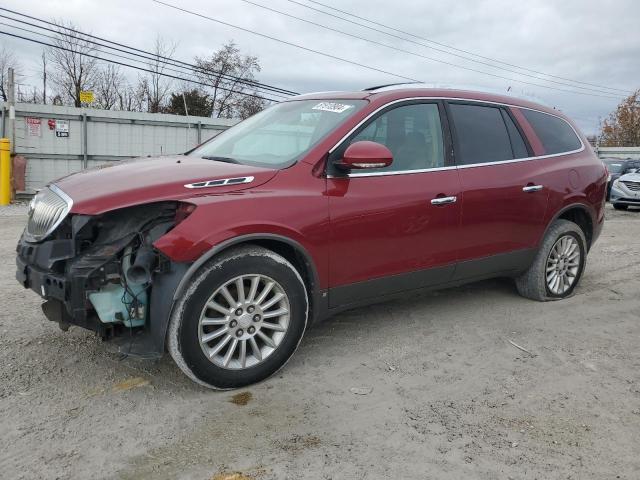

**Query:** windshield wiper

left=201, top=155, right=240, bottom=164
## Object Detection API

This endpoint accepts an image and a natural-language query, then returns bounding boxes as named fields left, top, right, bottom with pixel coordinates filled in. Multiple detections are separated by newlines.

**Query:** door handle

left=523, top=184, right=543, bottom=193
left=431, top=195, right=457, bottom=205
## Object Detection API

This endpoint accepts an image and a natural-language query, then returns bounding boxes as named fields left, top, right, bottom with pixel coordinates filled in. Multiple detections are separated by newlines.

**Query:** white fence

left=596, top=146, right=640, bottom=160
left=1, top=103, right=237, bottom=193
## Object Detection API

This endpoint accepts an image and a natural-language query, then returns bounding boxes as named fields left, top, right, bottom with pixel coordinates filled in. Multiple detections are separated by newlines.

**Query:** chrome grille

left=622, top=180, right=640, bottom=192
left=25, top=185, right=73, bottom=242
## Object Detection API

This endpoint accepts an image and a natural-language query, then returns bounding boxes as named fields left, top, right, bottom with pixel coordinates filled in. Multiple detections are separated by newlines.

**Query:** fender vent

left=184, top=176, right=255, bottom=189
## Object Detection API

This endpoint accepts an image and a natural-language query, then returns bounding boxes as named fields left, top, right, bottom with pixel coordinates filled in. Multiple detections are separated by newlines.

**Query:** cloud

left=2, top=0, right=638, bottom=134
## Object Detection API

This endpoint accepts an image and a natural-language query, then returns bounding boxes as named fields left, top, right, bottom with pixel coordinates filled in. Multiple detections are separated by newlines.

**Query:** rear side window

left=449, top=103, right=520, bottom=165
left=519, top=109, right=582, bottom=155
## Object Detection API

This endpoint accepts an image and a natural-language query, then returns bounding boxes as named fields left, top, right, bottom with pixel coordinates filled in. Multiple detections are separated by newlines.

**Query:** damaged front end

left=16, top=188, right=192, bottom=358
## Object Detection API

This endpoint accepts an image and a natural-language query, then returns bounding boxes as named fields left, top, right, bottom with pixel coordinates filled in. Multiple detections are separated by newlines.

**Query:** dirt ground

left=1, top=205, right=639, bottom=480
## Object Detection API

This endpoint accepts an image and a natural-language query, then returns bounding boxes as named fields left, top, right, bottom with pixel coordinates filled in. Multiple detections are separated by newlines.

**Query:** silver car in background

left=610, top=168, right=640, bottom=210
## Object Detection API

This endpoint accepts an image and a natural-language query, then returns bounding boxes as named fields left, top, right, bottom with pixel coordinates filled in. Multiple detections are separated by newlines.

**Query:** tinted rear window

left=502, top=110, right=529, bottom=158
left=519, top=109, right=582, bottom=155
left=449, top=103, right=514, bottom=165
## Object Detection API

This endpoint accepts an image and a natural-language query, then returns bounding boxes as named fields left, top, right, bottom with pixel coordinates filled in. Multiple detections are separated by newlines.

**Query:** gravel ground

left=1, top=205, right=639, bottom=480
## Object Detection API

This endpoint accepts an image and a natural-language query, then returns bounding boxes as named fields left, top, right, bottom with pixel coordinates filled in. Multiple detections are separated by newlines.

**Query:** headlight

left=612, top=179, right=622, bottom=190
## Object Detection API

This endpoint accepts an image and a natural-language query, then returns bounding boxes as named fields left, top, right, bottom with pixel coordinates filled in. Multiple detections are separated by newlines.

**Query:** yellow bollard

left=0, top=138, right=10, bottom=206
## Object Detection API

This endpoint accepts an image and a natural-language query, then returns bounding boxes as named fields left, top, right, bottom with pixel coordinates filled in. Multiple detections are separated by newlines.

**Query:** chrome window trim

left=326, top=96, right=585, bottom=179
left=328, top=166, right=456, bottom=178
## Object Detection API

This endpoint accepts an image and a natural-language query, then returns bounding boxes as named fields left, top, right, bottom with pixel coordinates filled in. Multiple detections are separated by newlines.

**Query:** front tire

left=613, top=203, right=628, bottom=211
left=168, top=245, right=308, bottom=389
left=515, top=219, right=587, bottom=302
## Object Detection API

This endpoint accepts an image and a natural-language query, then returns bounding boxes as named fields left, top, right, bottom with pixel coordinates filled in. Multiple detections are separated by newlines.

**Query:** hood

left=53, top=155, right=278, bottom=215
left=619, top=171, right=640, bottom=182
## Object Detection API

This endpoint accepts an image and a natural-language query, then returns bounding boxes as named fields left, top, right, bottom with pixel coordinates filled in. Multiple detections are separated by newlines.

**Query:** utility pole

left=7, top=67, right=15, bottom=155
left=41, top=51, right=47, bottom=104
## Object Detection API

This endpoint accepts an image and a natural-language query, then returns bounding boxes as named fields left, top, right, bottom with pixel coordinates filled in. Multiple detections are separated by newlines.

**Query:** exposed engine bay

left=16, top=201, right=191, bottom=357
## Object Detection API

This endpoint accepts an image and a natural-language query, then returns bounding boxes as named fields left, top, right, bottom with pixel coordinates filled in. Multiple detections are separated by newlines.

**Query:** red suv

left=16, top=87, right=606, bottom=389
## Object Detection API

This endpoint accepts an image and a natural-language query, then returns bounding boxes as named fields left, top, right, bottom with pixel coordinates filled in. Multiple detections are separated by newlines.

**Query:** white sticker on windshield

left=312, top=102, right=353, bottom=113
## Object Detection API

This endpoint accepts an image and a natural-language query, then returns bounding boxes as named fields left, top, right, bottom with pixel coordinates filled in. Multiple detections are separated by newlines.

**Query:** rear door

left=446, top=101, right=549, bottom=279
left=327, top=101, right=461, bottom=307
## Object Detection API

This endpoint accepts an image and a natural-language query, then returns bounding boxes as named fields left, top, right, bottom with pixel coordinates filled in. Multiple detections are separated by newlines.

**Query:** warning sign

left=79, top=91, right=94, bottom=103
left=26, top=117, right=42, bottom=137
left=55, top=119, right=70, bottom=138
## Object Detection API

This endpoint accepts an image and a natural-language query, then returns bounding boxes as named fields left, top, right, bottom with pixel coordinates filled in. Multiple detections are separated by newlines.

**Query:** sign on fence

left=26, top=117, right=41, bottom=137
left=55, top=120, right=69, bottom=138
left=79, top=91, right=94, bottom=103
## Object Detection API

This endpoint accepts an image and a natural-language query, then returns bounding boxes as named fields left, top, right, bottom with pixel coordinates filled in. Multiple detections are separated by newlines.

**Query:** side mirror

left=336, top=141, right=393, bottom=170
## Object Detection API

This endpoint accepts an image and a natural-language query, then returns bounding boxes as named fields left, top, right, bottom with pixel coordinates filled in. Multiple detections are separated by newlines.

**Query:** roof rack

left=362, top=82, right=421, bottom=91
left=361, top=82, right=549, bottom=105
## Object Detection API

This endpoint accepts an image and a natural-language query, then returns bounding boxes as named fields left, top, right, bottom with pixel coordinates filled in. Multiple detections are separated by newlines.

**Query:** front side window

left=348, top=103, right=445, bottom=172
left=190, top=99, right=366, bottom=168
left=519, top=108, right=582, bottom=155
left=449, top=103, right=517, bottom=165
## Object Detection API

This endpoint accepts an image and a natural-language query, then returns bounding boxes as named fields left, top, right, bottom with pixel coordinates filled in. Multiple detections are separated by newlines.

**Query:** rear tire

left=515, top=219, right=587, bottom=302
left=613, top=203, right=628, bottom=211
left=168, top=245, right=308, bottom=389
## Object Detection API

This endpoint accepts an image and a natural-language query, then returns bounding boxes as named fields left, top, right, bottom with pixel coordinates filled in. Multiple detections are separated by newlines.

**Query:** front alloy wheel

left=168, top=245, right=308, bottom=389
left=198, top=274, right=291, bottom=370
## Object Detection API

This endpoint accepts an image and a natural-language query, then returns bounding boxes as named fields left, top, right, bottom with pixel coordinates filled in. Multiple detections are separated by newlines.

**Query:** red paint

left=327, top=170, right=461, bottom=286
left=52, top=88, right=607, bottom=295
left=337, top=141, right=393, bottom=169
left=60, top=155, right=277, bottom=215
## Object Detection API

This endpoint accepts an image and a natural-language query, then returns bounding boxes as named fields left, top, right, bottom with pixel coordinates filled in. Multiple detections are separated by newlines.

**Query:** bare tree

left=145, top=36, right=176, bottom=113
left=0, top=45, right=21, bottom=101
left=48, top=20, right=99, bottom=107
left=22, top=85, right=43, bottom=104
left=117, top=76, right=148, bottom=112
left=195, top=41, right=267, bottom=119
left=95, top=64, right=124, bottom=109
left=236, top=92, right=267, bottom=119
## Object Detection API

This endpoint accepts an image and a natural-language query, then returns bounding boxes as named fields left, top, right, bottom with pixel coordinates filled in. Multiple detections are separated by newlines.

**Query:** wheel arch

left=544, top=203, right=595, bottom=250
left=172, top=233, right=321, bottom=310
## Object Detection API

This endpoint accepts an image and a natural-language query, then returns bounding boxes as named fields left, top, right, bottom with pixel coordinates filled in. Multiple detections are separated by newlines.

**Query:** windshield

left=190, top=99, right=366, bottom=168
left=604, top=161, right=624, bottom=173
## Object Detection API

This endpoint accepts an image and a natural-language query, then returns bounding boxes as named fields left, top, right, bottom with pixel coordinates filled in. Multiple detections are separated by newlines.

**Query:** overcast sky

left=2, top=0, right=639, bottom=134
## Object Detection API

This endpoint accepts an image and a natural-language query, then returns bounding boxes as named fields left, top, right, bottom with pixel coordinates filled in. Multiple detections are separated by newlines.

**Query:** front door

left=327, top=101, right=462, bottom=307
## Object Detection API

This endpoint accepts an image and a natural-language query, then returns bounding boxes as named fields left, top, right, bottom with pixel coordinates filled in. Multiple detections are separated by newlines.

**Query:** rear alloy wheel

left=545, top=235, right=581, bottom=296
left=168, top=245, right=308, bottom=389
left=515, top=219, right=587, bottom=301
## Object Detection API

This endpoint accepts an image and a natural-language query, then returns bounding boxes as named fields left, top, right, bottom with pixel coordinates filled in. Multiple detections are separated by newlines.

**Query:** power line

left=0, top=15, right=293, bottom=100
left=152, top=0, right=422, bottom=84
left=0, top=30, right=282, bottom=103
left=0, top=6, right=298, bottom=98
left=298, top=0, right=631, bottom=95
left=234, top=0, right=622, bottom=100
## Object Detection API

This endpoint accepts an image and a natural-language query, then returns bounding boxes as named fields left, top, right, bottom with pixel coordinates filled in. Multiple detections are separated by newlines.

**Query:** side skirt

left=324, top=248, right=536, bottom=318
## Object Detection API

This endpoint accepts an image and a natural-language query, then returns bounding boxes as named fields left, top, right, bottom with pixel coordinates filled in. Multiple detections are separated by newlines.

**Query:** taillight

left=175, top=202, right=196, bottom=225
